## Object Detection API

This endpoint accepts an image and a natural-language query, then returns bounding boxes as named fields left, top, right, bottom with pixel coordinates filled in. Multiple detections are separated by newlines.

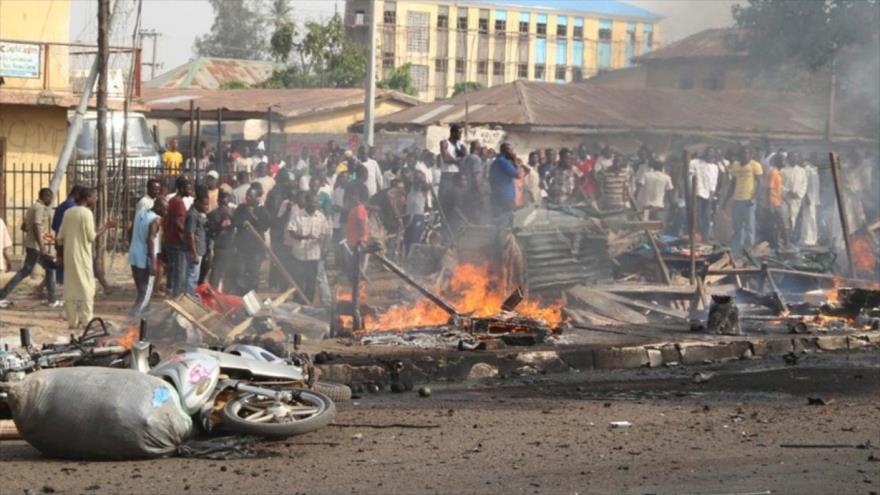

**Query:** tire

left=313, top=381, right=352, bottom=402
left=221, top=389, right=335, bottom=437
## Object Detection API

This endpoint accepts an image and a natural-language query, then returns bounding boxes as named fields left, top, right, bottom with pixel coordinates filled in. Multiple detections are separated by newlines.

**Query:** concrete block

left=467, top=362, right=499, bottom=380
left=816, top=335, right=849, bottom=351
left=678, top=342, right=749, bottom=365
left=646, top=348, right=663, bottom=368
left=762, top=338, right=794, bottom=356
left=864, top=332, right=880, bottom=345
left=749, top=340, right=768, bottom=357
left=593, top=346, right=649, bottom=370
left=558, top=348, right=594, bottom=371
left=793, top=336, right=819, bottom=353
left=516, top=350, right=569, bottom=373
left=660, top=344, right=681, bottom=364
left=847, top=335, right=869, bottom=349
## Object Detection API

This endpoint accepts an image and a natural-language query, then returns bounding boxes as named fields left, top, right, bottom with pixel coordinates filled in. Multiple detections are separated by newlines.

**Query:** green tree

left=269, top=0, right=296, bottom=63
left=732, top=0, right=879, bottom=134
left=194, top=0, right=267, bottom=60
left=452, top=81, right=484, bottom=97
left=219, top=80, right=250, bottom=89
left=265, top=13, right=367, bottom=89
left=377, top=63, right=417, bottom=96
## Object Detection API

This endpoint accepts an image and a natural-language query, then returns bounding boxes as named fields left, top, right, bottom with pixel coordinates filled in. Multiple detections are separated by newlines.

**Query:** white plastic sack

left=5, top=367, right=192, bottom=460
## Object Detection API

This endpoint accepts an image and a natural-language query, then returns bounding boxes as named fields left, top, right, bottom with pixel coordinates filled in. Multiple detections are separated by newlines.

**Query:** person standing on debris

left=725, top=147, right=764, bottom=251
left=185, top=188, right=210, bottom=295
left=287, top=192, right=331, bottom=303
left=233, top=186, right=271, bottom=295
left=0, top=188, right=58, bottom=307
left=800, top=155, right=821, bottom=246
left=56, top=188, right=116, bottom=329
left=163, top=176, right=193, bottom=298
left=206, top=190, right=235, bottom=290
left=128, top=197, right=166, bottom=315
left=781, top=152, right=807, bottom=247
left=636, top=159, right=674, bottom=221
left=439, top=124, right=467, bottom=240
left=598, top=154, right=632, bottom=211
left=759, top=154, right=787, bottom=248
left=688, top=149, right=720, bottom=240
left=489, top=142, right=522, bottom=224
left=403, top=171, right=430, bottom=256
left=548, top=148, right=577, bottom=205
left=162, top=138, right=184, bottom=176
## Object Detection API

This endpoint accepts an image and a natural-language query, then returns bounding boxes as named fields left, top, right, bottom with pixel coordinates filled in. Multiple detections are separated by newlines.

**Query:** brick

left=593, top=347, right=649, bottom=370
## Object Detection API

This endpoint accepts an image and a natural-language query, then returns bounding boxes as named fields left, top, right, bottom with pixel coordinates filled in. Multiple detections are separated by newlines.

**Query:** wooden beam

left=165, top=299, right=221, bottom=341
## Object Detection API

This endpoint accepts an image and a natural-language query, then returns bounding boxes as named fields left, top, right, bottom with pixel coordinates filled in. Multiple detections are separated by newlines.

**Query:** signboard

left=0, top=41, right=42, bottom=79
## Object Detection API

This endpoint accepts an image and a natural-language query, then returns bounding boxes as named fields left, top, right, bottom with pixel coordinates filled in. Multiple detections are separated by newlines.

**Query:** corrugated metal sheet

left=144, top=57, right=277, bottom=89
left=634, top=28, right=746, bottom=62
left=143, top=88, right=420, bottom=119
left=375, top=80, right=867, bottom=139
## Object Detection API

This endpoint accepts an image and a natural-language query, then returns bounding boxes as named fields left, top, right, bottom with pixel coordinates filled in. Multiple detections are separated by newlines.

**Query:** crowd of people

left=1, top=123, right=876, bottom=327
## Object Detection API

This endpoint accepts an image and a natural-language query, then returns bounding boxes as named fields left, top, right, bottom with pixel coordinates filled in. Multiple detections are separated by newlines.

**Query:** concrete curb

left=315, top=331, right=880, bottom=387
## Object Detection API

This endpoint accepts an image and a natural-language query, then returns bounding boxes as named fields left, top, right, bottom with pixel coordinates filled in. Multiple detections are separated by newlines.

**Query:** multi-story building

left=346, top=0, right=661, bottom=101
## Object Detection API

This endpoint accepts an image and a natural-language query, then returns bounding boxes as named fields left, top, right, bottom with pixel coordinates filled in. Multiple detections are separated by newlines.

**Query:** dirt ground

left=1, top=352, right=877, bottom=495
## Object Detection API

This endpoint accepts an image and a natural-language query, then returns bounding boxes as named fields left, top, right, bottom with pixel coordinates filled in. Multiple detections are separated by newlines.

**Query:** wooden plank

left=566, top=286, right=650, bottom=325
left=165, top=299, right=221, bottom=341
left=564, top=307, right=625, bottom=327
left=226, top=287, right=299, bottom=340
left=594, top=290, right=689, bottom=321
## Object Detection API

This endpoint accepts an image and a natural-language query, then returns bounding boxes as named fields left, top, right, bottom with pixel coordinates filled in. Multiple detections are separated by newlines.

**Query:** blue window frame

left=598, top=19, right=612, bottom=69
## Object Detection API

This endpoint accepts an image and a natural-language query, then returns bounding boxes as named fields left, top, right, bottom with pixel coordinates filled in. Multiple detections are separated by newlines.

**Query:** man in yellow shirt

left=162, top=138, right=184, bottom=175
left=725, top=147, right=763, bottom=251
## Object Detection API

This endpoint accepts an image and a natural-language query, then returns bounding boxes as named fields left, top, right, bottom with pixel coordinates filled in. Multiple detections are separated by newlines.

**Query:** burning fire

left=364, top=263, right=563, bottom=331
left=115, top=326, right=140, bottom=350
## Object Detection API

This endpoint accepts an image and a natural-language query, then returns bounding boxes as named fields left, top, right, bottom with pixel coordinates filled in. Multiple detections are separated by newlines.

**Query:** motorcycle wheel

left=313, top=381, right=352, bottom=402
left=221, top=389, right=335, bottom=437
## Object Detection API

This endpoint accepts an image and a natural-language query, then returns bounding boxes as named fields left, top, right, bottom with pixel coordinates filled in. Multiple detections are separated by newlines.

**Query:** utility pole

left=96, top=0, right=110, bottom=275
left=363, top=0, right=377, bottom=147
left=49, top=0, right=121, bottom=195
left=139, top=29, right=161, bottom=79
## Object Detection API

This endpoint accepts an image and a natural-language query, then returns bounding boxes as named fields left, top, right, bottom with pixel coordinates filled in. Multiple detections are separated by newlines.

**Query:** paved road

left=2, top=352, right=878, bottom=495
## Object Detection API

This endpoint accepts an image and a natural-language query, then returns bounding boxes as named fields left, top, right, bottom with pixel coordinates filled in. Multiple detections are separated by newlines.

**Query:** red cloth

left=163, top=196, right=186, bottom=245
left=196, top=284, right=244, bottom=313
left=346, top=203, right=369, bottom=248
left=270, top=163, right=280, bottom=177
left=578, top=157, right=597, bottom=196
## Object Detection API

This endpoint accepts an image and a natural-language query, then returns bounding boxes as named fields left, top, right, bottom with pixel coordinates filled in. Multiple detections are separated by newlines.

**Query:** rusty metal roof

left=374, top=80, right=868, bottom=140
left=144, top=57, right=278, bottom=89
left=143, top=87, right=420, bottom=120
left=634, top=28, right=746, bottom=63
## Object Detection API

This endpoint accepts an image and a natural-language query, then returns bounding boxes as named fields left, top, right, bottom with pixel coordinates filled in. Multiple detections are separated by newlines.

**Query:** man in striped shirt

left=598, top=154, right=631, bottom=211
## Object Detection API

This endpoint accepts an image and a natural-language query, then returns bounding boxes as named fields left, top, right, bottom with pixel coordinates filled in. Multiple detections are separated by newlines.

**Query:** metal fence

left=1, top=159, right=168, bottom=256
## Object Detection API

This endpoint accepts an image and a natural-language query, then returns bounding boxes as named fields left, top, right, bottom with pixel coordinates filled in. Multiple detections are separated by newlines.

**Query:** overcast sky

left=69, top=0, right=739, bottom=78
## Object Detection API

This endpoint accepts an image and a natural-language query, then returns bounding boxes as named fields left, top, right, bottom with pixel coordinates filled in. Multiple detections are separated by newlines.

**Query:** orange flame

left=851, top=234, right=877, bottom=274
left=116, top=326, right=139, bottom=350
left=364, top=263, right=563, bottom=331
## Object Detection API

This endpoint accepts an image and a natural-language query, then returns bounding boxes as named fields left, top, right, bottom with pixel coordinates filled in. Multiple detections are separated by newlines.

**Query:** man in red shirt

left=346, top=182, right=370, bottom=250
left=576, top=144, right=597, bottom=200
left=163, top=176, right=193, bottom=297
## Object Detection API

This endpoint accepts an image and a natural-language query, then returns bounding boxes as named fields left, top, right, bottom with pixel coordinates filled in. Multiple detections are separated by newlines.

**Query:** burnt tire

left=313, top=381, right=352, bottom=402
left=221, top=389, right=335, bottom=438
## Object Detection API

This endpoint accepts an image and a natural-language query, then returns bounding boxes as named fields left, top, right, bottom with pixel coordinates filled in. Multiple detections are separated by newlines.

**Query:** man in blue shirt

left=489, top=142, right=522, bottom=224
